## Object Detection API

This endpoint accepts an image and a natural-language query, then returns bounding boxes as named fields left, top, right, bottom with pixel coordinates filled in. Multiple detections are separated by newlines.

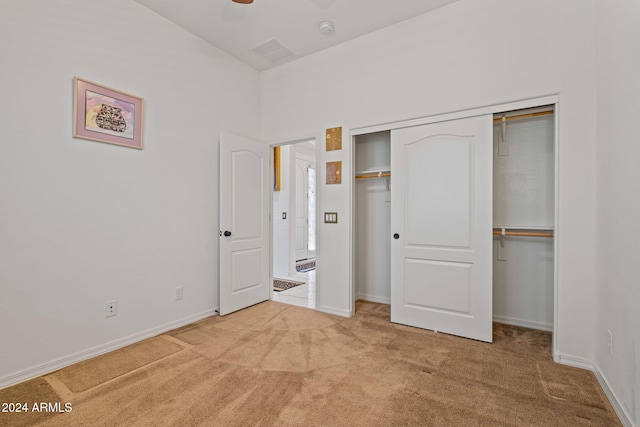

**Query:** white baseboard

left=493, top=314, right=552, bottom=332
left=316, top=304, right=351, bottom=318
left=593, top=363, right=635, bottom=427
left=0, top=308, right=217, bottom=390
left=554, top=352, right=595, bottom=370
left=355, top=294, right=391, bottom=305
left=554, top=354, right=632, bottom=427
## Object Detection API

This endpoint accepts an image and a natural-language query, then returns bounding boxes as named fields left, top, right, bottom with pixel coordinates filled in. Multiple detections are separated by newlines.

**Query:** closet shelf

left=355, top=170, right=391, bottom=179
left=493, top=225, right=554, bottom=231
left=492, top=227, right=553, bottom=238
left=492, top=109, right=554, bottom=123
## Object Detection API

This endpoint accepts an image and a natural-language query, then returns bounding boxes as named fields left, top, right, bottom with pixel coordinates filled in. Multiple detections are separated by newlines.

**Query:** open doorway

left=271, top=139, right=317, bottom=309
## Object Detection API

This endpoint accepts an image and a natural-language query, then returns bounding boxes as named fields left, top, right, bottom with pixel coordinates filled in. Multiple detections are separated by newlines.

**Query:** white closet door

left=390, top=115, right=493, bottom=342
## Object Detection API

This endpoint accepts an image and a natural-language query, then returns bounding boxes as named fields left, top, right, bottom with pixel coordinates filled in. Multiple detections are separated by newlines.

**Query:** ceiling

left=134, top=0, right=460, bottom=71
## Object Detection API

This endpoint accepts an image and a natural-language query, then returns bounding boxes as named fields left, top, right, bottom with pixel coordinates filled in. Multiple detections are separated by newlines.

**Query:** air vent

left=250, top=38, right=296, bottom=64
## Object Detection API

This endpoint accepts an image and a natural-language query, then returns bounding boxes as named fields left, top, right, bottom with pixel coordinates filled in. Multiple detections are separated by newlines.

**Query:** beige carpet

left=0, top=301, right=621, bottom=426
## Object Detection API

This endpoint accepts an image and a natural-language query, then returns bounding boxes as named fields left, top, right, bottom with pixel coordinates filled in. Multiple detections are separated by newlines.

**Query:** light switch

left=324, top=212, right=338, bottom=224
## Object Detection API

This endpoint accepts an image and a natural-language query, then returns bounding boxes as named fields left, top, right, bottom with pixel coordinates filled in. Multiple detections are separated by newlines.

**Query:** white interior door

left=295, top=158, right=309, bottom=261
left=307, top=166, right=316, bottom=259
left=219, top=133, right=270, bottom=315
left=390, top=115, right=493, bottom=342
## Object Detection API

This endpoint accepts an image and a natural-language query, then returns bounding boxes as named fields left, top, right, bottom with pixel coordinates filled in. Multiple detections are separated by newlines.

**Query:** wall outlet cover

left=105, top=300, right=117, bottom=318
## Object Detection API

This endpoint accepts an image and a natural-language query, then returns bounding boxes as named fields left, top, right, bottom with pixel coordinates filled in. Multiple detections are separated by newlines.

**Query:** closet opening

left=352, top=103, right=556, bottom=354
left=271, top=139, right=317, bottom=309
left=492, top=105, right=555, bottom=349
left=353, top=131, right=391, bottom=306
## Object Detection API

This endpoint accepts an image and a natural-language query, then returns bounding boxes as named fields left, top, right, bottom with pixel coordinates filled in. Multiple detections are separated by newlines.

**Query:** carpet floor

left=0, top=301, right=621, bottom=426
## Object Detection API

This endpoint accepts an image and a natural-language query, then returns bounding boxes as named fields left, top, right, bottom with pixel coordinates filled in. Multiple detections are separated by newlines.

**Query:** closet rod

left=492, top=229, right=554, bottom=238
left=492, top=110, right=554, bottom=123
left=355, top=172, right=391, bottom=179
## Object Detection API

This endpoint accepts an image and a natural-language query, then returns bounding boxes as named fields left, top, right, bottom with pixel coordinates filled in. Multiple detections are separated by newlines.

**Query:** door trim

left=351, top=94, right=560, bottom=136
left=349, top=94, right=560, bottom=358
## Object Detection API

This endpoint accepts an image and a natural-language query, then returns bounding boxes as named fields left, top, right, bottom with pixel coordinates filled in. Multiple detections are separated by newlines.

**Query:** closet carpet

left=0, top=301, right=620, bottom=426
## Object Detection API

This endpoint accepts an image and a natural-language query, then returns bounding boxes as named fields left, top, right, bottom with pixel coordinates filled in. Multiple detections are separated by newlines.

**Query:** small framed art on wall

left=73, top=77, right=144, bottom=149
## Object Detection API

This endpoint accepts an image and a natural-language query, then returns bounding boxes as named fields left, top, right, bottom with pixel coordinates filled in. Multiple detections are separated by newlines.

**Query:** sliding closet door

left=390, top=115, right=493, bottom=342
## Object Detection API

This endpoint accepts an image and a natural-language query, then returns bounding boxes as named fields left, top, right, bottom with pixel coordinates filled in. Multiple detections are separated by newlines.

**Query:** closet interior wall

left=354, top=131, right=391, bottom=304
left=492, top=108, right=555, bottom=331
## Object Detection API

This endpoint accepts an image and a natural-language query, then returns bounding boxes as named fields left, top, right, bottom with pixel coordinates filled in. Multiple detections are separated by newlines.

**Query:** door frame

left=350, top=94, right=560, bottom=359
left=269, top=136, right=320, bottom=305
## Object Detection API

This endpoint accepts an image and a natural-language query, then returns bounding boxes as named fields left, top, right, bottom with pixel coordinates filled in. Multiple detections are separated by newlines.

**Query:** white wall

left=0, top=0, right=260, bottom=386
left=261, top=0, right=598, bottom=360
left=595, top=0, right=640, bottom=424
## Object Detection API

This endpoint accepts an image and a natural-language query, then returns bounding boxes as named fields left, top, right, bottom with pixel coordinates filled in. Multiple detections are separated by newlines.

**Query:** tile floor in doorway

left=271, top=269, right=315, bottom=309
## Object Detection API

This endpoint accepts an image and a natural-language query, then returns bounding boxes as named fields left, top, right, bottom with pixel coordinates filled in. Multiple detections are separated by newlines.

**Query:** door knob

left=393, top=233, right=400, bottom=239
left=224, top=230, right=232, bottom=237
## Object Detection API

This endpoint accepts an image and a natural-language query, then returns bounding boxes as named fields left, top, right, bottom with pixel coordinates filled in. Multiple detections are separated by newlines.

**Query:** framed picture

left=326, top=127, right=342, bottom=151
left=326, top=161, right=342, bottom=184
left=74, top=77, right=144, bottom=149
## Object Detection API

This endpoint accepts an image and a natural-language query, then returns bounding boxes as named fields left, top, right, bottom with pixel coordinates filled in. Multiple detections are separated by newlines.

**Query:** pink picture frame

left=74, top=77, right=144, bottom=149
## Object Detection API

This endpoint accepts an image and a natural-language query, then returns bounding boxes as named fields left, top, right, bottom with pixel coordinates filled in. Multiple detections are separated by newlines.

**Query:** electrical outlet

left=175, top=286, right=184, bottom=301
left=105, top=300, right=117, bottom=318
left=607, top=329, right=613, bottom=355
